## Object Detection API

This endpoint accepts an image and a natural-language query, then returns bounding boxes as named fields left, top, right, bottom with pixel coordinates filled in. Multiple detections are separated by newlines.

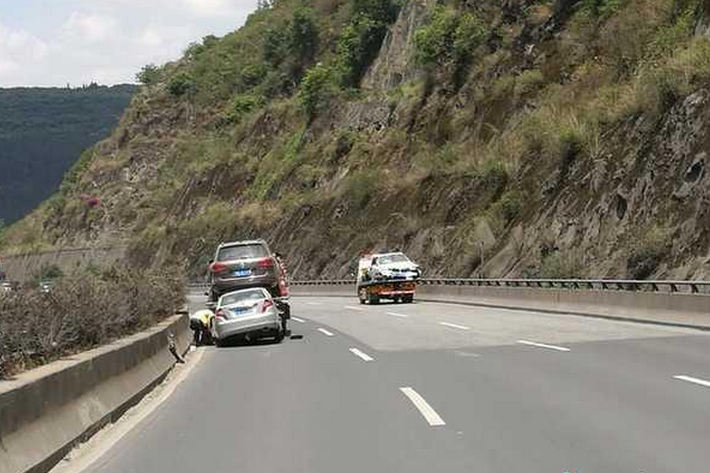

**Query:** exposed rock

left=361, top=0, right=434, bottom=91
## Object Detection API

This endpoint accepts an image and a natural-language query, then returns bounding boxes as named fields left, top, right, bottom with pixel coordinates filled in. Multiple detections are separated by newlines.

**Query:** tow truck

left=356, top=252, right=421, bottom=305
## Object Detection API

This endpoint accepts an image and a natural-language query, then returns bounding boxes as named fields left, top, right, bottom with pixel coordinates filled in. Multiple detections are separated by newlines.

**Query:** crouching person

left=190, top=309, right=214, bottom=346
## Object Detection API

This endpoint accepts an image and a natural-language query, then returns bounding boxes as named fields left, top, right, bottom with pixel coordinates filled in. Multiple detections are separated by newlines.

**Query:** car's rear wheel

left=402, top=295, right=414, bottom=304
left=274, top=328, right=285, bottom=343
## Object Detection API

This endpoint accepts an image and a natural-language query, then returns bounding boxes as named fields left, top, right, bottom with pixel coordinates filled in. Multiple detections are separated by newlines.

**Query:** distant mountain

left=0, top=84, right=136, bottom=225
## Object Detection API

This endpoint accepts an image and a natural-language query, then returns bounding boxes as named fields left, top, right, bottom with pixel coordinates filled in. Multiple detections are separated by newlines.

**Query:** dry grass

left=0, top=265, right=185, bottom=380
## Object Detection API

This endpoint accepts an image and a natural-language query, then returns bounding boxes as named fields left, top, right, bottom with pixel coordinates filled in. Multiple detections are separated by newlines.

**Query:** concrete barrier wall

left=291, top=284, right=710, bottom=330
left=0, top=314, right=190, bottom=473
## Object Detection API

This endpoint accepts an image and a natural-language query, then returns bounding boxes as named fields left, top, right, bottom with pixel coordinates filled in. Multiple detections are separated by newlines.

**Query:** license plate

left=231, top=308, right=248, bottom=316
left=233, top=269, right=251, bottom=277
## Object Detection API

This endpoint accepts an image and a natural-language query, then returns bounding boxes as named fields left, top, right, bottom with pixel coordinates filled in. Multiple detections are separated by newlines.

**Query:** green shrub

left=263, top=26, right=290, bottom=66
left=168, top=72, right=195, bottom=97
left=452, top=12, right=488, bottom=64
left=224, top=93, right=264, bottom=123
left=240, top=64, right=267, bottom=89
left=415, top=7, right=487, bottom=68
left=336, top=0, right=400, bottom=87
left=578, top=0, right=631, bottom=19
left=136, top=64, right=161, bottom=85
left=298, top=64, right=339, bottom=119
left=290, top=7, right=319, bottom=61
left=494, top=191, right=524, bottom=223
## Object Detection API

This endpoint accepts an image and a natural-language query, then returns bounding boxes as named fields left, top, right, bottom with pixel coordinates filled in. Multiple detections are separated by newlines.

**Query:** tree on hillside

left=290, top=7, right=319, bottom=62
left=299, top=63, right=338, bottom=120
left=137, top=64, right=161, bottom=85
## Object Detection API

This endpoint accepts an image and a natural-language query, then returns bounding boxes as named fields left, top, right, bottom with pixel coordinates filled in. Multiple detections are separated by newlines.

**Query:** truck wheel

left=402, top=295, right=414, bottom=304
left=368, top=293, right=380, bottom=305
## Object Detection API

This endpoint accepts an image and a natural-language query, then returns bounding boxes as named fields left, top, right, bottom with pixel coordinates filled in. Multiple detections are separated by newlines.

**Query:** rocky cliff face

left=3, top=0, right=710, bottom=281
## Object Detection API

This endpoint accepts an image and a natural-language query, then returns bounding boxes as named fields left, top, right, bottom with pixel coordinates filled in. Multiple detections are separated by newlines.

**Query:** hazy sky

left=0, top=0, right=259, bottom=87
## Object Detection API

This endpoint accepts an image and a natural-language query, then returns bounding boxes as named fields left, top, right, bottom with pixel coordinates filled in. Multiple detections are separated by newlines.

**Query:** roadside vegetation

left=0, top=265, right=185, bottom=380
left=2, top=0, right=709, bottom=279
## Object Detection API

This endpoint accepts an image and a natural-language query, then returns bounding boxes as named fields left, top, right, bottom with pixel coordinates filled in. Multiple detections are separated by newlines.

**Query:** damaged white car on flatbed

left=357, top=252, right=422, bottom=305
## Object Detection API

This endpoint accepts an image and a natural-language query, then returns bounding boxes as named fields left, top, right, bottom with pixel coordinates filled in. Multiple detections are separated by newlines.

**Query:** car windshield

left=217, top=244, right=268, bottom=262
left=377, top=254, right=410, bottom=265
left=220, top=289, right=267, bottom=306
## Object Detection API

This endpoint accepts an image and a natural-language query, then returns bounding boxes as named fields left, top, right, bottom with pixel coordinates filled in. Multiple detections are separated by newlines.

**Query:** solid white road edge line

left=318, top=328, right=335, bottom=337
left=517, top=340, right=570, bottom=352
left=387, top=311, right=408, bottom=318
left=438, top=322, right=470, bottom=330
left=344, top=305, right=365, bottom=311
left=399, top=387, right=446, bottom=427
left=291, top=317, right=306, bottom=323
left=349, top=348, right=374, bottom=362
left=674, top=375, right=710, bottom=389
left=52, top=348, right=206, bottom=473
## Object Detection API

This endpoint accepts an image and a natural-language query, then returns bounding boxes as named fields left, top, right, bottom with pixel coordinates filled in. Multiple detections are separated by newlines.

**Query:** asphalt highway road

left=81, top=293, right=710, bottom=473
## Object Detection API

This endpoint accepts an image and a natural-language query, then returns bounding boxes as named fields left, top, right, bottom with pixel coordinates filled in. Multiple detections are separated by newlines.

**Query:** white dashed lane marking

left=349, top=348, right=374, bottom=362
left=387, top=312, right=409, bottom=318
left=438, top=322, right=470, bottom=331
left=291, top=317, right=305, bottom=323
left=400, top=387, right=446, bottom=427
left=674, top=375, right=710, bottom=389
left=344, top=305, right=365, bottom=311
left=517, top=340, right=570, bottom=352
left=317, top=328, right=335, bottom=337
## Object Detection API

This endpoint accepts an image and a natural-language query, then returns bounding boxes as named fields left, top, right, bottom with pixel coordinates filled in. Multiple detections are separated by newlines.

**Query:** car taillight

left=210, top=262, right=227, bottom=273
left=261, top=300, right=274, bottom=313
left=256, top=257, right=275, bottom=269
left=215, top=309, right=227, bottom=320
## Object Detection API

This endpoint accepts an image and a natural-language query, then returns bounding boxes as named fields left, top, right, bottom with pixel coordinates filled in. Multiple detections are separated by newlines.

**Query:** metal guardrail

left=189, top=279, right=710, bottom=295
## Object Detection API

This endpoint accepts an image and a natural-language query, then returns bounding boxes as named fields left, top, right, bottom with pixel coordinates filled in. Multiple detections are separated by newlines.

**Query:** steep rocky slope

left=2, top=0, right=710, bottom=281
